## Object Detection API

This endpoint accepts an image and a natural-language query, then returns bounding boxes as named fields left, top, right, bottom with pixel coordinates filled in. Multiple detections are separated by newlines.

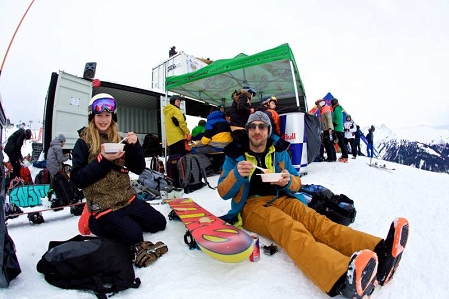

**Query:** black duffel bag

left=299, top=184, right=357, bottom=226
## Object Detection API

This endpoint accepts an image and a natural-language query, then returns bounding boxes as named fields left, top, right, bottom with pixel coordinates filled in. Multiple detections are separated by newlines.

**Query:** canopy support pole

left=289, top=60, right=300, bottom=110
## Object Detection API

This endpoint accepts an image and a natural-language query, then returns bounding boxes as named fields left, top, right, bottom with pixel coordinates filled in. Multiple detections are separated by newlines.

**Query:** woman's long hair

left=84, top=120, right=121, bottom=155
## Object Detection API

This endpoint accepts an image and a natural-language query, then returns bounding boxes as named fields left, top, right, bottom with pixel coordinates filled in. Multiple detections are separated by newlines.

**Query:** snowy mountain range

left=361, top=125, right=449, bottom=174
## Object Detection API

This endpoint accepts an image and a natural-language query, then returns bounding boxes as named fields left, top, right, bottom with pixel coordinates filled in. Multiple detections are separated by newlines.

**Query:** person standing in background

left=331, top=98, right=349, bottom=163
left=169, top=46, right=178, bottom=57
left=343, top=115, right=357, bottom=159
left=163, top=95, right=191, bottom=156
left=46, top=133, right=78, bottom=207
left=354, top=125, right=362, bottom=156
left=257, top=96, right=280, bottom=136
left=366, top=125, right=375, bottom=158
left=316, top=100, right=336, bottom=162
left=4, top=127, right=32, bottom=180
left=229, top=87, right=255, bottom=145
left=46, top=134, right=69, bottom=177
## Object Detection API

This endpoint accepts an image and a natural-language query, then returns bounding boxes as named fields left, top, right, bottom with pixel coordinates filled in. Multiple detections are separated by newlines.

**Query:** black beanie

left=170, top=95, right=184, bottom=105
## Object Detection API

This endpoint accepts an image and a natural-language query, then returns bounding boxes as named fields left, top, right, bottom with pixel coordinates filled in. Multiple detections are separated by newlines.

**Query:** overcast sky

left=1, top=0, right=448, bottom=130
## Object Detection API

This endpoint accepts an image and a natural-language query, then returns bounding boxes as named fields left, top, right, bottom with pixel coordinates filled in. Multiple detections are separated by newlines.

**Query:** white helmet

left=88, top=93, right=117, bottom=122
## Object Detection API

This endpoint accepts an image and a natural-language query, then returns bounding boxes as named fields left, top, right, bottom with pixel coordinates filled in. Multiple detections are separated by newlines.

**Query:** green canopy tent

left=164, top=43, right=320, bottom=170
left=165, top=43, right=308, bottom=115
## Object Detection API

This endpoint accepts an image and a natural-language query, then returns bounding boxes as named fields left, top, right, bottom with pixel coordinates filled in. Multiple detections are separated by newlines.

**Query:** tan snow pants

left=241, top=195, right=382, bottom=293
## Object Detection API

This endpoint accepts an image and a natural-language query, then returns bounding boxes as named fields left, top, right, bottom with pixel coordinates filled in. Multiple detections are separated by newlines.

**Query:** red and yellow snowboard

left=166, top=198, right=253, bottom=263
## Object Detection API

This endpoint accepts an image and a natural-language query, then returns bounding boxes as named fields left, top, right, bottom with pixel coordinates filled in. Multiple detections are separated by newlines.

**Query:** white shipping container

left=151, top=51, right=208, bottom=92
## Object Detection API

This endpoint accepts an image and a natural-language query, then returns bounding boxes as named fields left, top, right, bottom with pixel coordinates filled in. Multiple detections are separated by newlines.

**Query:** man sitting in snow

left=217, top=111, right=409, bottom=298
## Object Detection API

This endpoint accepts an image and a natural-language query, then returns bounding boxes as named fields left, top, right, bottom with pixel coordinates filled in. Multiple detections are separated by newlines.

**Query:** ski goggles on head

left=89, top=98, right=117, bottom=114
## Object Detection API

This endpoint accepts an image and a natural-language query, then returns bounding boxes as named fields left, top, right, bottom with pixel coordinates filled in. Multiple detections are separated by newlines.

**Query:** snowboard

left=166, top=198, right=254, bottom=263
left=6, top=201, right=86, bottom=224
left=8, top=184, right=50, bottom=207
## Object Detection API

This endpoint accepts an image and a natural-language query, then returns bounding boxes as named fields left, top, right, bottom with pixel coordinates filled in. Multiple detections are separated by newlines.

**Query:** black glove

left=132, top=241, right=168, bottom=268
left=332, top=132, right=338, bottom=144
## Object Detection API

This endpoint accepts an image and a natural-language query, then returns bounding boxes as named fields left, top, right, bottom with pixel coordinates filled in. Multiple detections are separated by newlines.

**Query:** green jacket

left=191, top=125, right=206, bottom=140
left=332, top=104, right=344, bottom=133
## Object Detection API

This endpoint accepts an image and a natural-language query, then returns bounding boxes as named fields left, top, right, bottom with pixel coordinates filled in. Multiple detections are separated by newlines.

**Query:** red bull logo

left=282, top=132, right=297, bottom=141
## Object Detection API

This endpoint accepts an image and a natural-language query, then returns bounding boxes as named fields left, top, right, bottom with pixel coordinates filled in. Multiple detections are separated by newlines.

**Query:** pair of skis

left=367, top=158, right=395, bottom=172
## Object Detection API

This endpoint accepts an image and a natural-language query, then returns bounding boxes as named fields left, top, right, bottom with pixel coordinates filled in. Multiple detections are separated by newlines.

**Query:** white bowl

left=103, top=143, right=125, bottom=153
left=257, top=173, right=283, bottom=182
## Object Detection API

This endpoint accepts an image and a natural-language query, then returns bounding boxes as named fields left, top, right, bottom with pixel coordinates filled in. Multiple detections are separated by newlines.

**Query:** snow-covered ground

left=2, top=153, right=449, bottom=298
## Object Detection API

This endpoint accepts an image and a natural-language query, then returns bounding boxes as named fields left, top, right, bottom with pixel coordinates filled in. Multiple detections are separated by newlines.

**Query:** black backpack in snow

left=299, top=184, right=357, bottom=226
left=52, top=172, right=84, bottom=206
left=142, top=133, right=162, bottom=157
left=36, top=235, right=140, bottom=298
left=167, top=154, right=182, bottom=188
left=177, top=154, right=215, bottom=194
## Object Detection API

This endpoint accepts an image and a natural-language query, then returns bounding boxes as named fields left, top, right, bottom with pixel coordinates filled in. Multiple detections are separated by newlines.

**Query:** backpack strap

left=190, top=155, right=203, bottom=185
left=338, top=194, right=354, bottom=204
left=109, top=276, right=141, bottom=291
left=149, top=156, right=157, bottom=171
left=47, top=275, right=141, bottom=299
left=179, top=156, right=191, bottom=188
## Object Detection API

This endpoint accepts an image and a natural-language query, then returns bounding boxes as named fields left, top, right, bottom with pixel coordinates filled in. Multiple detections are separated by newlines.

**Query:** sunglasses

left=91, top=98, right=116, bottom=114
left=247, top=123, right=269, bottom=131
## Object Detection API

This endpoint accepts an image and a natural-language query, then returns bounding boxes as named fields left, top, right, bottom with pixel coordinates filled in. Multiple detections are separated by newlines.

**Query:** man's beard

left=249, top=136, right=266, bottom=149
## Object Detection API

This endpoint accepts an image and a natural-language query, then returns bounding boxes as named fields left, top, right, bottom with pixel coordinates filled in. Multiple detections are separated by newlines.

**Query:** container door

left=51, top=71, right=92, bottom=150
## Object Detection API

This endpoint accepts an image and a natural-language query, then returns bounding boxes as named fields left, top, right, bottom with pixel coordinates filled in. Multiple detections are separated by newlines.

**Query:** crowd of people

left=163, top=88, right=287, bottom=161
left=315, top=98, right=375, bottom=163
